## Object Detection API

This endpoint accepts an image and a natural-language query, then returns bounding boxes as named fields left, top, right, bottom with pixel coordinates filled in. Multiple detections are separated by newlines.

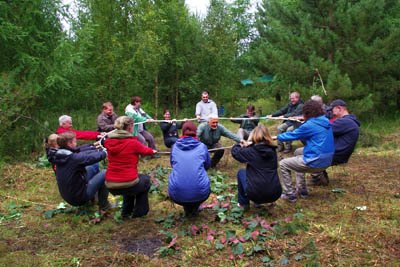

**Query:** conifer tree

left=253, top=0, right=400, bottom=112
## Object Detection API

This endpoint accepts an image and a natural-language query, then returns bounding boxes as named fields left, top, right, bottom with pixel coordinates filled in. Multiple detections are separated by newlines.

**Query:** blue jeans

left=85, top=164, right=109, bottom=209
left=237, top=169, right=249, bottom=206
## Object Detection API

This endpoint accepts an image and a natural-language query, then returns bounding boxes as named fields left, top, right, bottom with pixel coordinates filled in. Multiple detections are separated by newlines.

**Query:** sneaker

left=280, top=193, right=297, bottom=203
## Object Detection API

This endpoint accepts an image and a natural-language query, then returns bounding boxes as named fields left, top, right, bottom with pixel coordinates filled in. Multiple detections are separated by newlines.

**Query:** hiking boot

left=311, top=171, right=329, bottom=186
left=277, top=142, right=284, bottom=152
left=280, top=193, right=297, bottom=203
left=296, top=188, right=309, bottom=198
left=283, top=143, right=292, bottom=154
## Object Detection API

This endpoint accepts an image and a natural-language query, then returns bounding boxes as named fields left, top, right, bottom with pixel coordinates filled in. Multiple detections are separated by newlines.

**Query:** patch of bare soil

left=118, top=236, right=163, bottom=257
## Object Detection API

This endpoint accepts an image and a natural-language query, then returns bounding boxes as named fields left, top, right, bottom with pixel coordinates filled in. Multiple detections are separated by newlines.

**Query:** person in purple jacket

left=168, top=121, right=211, bottom=217
left=278, top=100, right=334, bottom=202
left=311, top=99, right=360, bottom=185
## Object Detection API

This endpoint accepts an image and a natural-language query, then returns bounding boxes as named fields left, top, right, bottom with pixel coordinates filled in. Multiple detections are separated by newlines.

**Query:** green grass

left=0, top=119, right=399, bottom=266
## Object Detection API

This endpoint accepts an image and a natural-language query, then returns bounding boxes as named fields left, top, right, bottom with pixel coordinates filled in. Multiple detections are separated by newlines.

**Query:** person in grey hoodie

left=197, top=117, right=242, bottom=168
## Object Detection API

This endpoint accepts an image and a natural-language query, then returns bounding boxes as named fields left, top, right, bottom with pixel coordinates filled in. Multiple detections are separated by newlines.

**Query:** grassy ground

left=0, top=121, right=399, bottom=266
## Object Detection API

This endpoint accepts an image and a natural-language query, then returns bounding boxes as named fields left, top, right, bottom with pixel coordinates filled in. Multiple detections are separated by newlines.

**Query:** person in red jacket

left=56, top=115, right=103, bottom=140
left=104, top=116, right=157, bottom=219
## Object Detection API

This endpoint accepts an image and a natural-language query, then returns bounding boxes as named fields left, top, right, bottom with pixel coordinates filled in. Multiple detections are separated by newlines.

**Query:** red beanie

left=182, top=121, right=197, bottom=137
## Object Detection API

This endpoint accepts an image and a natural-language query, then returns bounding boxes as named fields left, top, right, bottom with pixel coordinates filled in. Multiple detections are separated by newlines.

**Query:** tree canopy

left=0, top=0, right=399, bottom=159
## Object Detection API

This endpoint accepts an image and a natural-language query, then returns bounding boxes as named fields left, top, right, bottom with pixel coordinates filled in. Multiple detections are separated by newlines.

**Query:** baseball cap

left=327, top=99, right=346, bottom=110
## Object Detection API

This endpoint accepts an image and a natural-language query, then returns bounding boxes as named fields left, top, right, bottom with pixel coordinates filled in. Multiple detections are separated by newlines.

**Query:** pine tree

left=253, top=0, right=400, bottom=112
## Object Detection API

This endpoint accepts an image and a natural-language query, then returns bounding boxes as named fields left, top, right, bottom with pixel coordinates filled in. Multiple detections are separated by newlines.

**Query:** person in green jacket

left=197, top=117, right=242, bottom=168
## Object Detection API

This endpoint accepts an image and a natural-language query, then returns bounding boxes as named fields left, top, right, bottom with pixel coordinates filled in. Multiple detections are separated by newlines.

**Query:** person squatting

left=47, top=94, right=360, bottom=218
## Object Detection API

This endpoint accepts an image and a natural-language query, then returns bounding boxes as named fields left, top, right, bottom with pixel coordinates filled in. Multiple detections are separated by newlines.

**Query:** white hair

left=59, top=115, right=72, bottom=126
left=311, top=95, right=323, bottom=105
left=207, top=115, right=219, bottom=121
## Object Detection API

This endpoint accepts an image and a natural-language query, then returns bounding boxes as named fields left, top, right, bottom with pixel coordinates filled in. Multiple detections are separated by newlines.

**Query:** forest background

left=1, top=0, right=399, bottom=161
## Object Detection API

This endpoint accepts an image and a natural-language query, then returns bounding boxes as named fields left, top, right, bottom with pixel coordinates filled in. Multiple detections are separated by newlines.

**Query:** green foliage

left=252, top=0, right=400, bottom=112
left=0, top=202, right=29, bottom=224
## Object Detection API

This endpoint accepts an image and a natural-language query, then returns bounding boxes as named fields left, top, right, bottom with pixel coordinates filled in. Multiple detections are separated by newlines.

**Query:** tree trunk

left=154, top=75, right=158, bottom=119
left=175, top=71, right=179, bottom=116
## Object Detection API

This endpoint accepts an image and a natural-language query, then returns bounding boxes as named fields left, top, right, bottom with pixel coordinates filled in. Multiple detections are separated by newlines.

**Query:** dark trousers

left=164, top=137, right=178, bottom=148
left=209, top=143, right=224, bottom=168
left=237, top=169, right=249, bottom=206
left=174, top=194, right=210, bottom=216
left=108, top=174, right=150, bottom=217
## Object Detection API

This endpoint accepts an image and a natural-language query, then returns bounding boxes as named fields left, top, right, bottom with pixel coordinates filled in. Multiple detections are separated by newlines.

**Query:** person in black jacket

left=267, top=92, right=304, bottom=153
left=159, top=109, right=184, bottom=148
left=231, top=125, right=282, bottom=209
left=231, top=104, right=259, bottom=140
left=51, top=132, right=110, bottom=211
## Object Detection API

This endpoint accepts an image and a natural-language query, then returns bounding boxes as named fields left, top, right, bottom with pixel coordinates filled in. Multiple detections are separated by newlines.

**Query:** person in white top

left=195, top=91, right=218, bottom=123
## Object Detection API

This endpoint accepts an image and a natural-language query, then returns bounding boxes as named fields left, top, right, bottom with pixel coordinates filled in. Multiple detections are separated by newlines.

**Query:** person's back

left=53, top=144, right=106, bottom=206
left=169, top=136, right=211, bottom=203
left=332, top=114, right=360, bottom=164
left=231, top=142, right=281, bottom=204
left=105, top=131, right=154, bottom=183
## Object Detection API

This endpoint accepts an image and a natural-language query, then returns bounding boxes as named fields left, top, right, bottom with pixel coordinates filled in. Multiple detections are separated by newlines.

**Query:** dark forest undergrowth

left=0, top=122, right=399, bottom=267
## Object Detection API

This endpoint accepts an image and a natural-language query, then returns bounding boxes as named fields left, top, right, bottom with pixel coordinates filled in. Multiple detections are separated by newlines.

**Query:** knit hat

left=182, top=121, right=197, bottom=137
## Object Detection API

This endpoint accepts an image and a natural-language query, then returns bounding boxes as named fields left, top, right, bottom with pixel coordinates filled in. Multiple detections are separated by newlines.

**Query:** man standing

left=311, top=99, right=360, bottom=185
left=97, top=102, right=118, bottom=132
left=278, top=100, right=334, bottom=202
left=267, top=92, right=304, bottom=153
left=195, top=91, right=218, bottom=123
left=197, top=117, right=242, bottom=168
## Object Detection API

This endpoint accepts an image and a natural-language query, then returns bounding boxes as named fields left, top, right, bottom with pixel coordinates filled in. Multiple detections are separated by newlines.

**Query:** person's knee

left=139, top=175, right=151, bottom=191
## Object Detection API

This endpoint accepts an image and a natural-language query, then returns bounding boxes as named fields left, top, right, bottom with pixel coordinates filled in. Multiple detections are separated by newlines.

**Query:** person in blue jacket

left=231, top=125, right=282, bottom=209
left=311, top=99, right=360, bottom=185
left=168, top=121, right=211, bottom=217
left=278, top=100, right=334, bottom=202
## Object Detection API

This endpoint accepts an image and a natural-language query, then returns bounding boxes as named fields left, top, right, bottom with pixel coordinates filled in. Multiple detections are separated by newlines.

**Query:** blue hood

left=175, top=137, right=202, bottom=151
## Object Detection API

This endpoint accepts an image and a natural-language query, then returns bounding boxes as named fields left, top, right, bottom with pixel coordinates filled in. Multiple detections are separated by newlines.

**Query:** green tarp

left=240, top=75, right=274, bottom=86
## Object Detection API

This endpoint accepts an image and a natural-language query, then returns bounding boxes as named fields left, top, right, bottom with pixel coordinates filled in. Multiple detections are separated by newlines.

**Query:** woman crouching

left=104, top=116, right=156, bottom=219
left=231, top=125, right=282, bottom=209
left=168, top=121, right=211, bottom=217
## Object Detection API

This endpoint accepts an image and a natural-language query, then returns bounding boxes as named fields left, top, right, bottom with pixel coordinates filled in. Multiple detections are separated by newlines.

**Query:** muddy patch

left=119, top=237, right=163, bottom=257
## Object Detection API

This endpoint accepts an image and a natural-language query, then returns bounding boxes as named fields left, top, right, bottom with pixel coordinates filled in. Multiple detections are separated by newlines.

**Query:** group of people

left=46, top=90, right=360, bottom=218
